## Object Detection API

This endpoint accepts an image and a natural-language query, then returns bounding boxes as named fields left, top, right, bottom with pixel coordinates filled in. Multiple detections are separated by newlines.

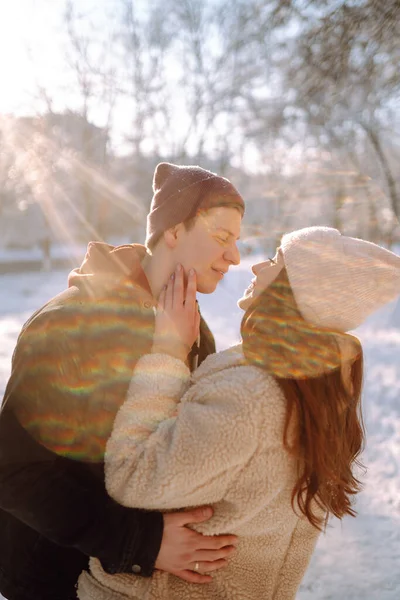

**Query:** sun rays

left=0, top=114, right=147, bottom=258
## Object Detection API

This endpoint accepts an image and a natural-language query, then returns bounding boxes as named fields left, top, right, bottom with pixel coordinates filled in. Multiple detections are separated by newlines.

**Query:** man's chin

left=197, top=281, right=218, bottom=294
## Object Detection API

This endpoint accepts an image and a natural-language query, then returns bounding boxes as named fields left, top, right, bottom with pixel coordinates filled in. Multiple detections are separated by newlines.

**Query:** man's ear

left=163, top=223, right=184, bottom=249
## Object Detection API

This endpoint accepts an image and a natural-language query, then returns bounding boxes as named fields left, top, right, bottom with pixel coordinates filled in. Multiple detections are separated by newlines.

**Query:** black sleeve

left=195, top=314, right=216, bottom=368
left=0, top=297, right=163, bottom=577
left=0, top=408, right=163, bottom=577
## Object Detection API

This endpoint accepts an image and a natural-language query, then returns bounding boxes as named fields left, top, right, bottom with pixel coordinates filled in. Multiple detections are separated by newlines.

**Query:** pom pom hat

left=146, top=162, right=244, bottom=248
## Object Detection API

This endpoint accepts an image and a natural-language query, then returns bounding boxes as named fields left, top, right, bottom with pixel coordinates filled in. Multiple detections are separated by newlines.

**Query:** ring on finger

left=193, top=562, right=200, bottom=572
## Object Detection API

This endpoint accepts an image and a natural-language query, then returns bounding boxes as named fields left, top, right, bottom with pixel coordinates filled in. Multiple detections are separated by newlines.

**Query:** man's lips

left=212, top=268, right=227, bottom=277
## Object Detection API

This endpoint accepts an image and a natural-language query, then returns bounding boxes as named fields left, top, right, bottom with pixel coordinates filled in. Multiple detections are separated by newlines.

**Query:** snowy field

left=0, top=254, right=399, bottom=599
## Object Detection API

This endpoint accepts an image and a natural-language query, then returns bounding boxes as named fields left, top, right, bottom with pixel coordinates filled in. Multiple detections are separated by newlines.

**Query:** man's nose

left=225, top=243, right=240, bottom=266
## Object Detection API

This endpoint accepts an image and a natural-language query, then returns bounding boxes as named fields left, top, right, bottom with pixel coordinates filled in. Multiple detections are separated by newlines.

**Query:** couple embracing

left=1, top=162, right=399, bottom=600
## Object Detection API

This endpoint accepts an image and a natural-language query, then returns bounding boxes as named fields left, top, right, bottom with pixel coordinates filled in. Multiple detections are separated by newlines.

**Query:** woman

left=78, top=226, right=400, bottom=600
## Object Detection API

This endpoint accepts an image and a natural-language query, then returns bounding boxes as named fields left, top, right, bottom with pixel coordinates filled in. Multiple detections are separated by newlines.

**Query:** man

left=0, top=162, right=244, bottom=600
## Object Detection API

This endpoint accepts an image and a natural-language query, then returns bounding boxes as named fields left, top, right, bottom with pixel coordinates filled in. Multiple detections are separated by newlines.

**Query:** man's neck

left=141, top=248, right=175, bottom=300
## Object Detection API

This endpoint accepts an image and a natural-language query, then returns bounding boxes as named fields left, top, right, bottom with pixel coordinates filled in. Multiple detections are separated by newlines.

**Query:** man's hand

left=155, top=507, right=237, bottom=583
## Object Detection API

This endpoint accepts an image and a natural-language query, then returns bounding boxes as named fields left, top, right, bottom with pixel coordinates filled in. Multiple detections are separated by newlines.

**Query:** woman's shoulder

left=191, top=345, right=285, bottom=408
left=191, top=344, right=244, bottom=380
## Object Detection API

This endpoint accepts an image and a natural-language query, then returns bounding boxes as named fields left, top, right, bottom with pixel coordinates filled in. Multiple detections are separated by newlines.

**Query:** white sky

left=0, top=0, right=114, bottom=116
left=0, top=0, right=180, bottom=156
left=0, top=1, right=63, bottom=114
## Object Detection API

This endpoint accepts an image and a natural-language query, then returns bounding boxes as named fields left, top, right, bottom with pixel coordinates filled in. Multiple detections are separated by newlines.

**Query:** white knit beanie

left=281, top=226, right=400, bottom=332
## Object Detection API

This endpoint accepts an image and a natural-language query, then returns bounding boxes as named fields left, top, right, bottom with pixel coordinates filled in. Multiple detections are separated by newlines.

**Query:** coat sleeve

left=0, top=303, right=163, bottom=577
left=105, top=354, right=261, bottom=510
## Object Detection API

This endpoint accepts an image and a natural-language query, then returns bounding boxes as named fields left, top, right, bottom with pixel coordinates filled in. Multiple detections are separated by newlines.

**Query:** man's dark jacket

left=0, top=243, right=215, bottom=600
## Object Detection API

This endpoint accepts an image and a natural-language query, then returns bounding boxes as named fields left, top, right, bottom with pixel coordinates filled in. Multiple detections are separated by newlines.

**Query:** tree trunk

left=362, top=124, right=399, bottom=223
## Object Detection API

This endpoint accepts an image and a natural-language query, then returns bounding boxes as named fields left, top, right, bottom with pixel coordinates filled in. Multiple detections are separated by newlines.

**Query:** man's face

left=173, top=206, right=242, bottom=294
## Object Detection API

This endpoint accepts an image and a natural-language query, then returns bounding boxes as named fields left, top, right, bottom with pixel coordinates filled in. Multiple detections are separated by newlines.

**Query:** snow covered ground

left=0, top=254, right=399, bottom=599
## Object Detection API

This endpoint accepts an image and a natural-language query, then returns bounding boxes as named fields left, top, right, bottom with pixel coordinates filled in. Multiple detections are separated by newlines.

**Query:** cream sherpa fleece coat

left=78, top=346, right=320, bottom=600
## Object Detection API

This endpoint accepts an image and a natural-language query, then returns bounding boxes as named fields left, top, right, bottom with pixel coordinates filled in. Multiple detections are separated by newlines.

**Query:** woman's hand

left=152, top=264, right=200, bottom=362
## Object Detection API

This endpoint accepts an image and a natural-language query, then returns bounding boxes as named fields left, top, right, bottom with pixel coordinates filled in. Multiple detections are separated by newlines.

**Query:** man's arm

left=0, top=407, right=163, bottom=576
left=0, top=299, right=164, bottom=576
left=0, top=302, right=235, bottom=582
left=0, top=408, right=236, bottom=583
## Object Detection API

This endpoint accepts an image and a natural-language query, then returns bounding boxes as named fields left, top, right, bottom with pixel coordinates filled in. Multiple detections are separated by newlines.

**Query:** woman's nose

left=252, top=262, right=263, bottom=276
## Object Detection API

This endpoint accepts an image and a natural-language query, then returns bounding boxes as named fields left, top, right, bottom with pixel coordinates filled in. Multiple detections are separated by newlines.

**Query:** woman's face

left=237, top=248, right=284, bottom=310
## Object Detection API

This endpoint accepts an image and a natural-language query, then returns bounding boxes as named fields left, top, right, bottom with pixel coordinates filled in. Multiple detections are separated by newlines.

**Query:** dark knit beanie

left=145, top=162, right=245, bottom=248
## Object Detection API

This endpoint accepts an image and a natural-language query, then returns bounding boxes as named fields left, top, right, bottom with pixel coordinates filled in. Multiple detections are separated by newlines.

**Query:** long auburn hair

left=241, top=267, right=365, bottom=530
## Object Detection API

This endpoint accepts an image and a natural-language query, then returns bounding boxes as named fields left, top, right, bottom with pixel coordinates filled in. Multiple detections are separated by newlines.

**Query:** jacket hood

left=68, top=242, right=152, bottom=296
